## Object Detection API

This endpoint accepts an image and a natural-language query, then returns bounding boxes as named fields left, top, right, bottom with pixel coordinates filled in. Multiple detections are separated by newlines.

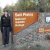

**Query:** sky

left=0, top=0, right=18, bottom=8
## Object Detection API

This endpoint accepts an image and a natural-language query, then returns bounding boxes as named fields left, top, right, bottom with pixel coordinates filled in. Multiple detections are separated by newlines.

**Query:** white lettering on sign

left=14, top=12, right=34, bottom=27
left=15, top=24, right=24, bottom=27
left=15, top=13, right=22, bottom=17
left=39, top=28, right=44, bottom=32
left=23, top=13, right=33, bottom=16
left=15, top=21, right=25, bottom=23
left=15, top=13, right=33, bottom=17
left=15, top=18, right=26, bottom=20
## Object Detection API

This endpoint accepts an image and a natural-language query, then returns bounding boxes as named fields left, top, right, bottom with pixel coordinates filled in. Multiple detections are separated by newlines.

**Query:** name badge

left=3, top=18, right=5, bottom=19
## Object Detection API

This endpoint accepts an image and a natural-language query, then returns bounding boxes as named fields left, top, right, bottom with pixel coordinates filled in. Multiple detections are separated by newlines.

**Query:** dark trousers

left=2, top=27, right=10, bottom=45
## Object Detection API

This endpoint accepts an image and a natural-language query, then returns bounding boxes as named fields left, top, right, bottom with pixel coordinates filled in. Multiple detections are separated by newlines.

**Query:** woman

left=1, top=10, right=11, bottom=47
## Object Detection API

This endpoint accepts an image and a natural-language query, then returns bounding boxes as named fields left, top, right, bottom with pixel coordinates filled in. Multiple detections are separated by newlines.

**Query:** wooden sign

left=38, top=27, right=50, bottom=33
left=12, top=11, right=38, bottom=34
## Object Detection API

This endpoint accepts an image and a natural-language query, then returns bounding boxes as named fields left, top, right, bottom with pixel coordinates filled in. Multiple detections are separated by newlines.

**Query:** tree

left=3, top=0, right=50, bottom=12
left=16, top=0, right=36, bottom=11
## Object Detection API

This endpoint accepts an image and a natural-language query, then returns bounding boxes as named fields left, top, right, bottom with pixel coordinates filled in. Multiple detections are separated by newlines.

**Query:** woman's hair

left=4, top=9, right=8, bottom=12
left=3, top=10, right=10, bottom=19
left=3, top=13, right=10, bottom=19
left=7, top=14, right=10, bottom=19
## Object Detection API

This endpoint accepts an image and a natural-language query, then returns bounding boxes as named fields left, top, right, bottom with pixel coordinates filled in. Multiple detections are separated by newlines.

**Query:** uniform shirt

left=1, top=15, right=11, bottom=27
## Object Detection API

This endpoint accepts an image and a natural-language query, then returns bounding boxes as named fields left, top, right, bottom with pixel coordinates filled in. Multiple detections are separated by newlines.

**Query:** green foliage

left=48, top=0, right=50, bottom=3
left=3, top=0, right=50, bottom=12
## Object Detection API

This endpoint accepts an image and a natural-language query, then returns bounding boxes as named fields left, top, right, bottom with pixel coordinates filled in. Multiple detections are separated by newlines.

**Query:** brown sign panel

left=12, top=11, right=38, bottom=34
left=37, top=27, right=50, bottom=33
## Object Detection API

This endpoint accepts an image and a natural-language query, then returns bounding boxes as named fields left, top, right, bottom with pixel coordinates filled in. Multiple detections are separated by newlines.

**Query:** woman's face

left=4, top=11, right=8, bottom=15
